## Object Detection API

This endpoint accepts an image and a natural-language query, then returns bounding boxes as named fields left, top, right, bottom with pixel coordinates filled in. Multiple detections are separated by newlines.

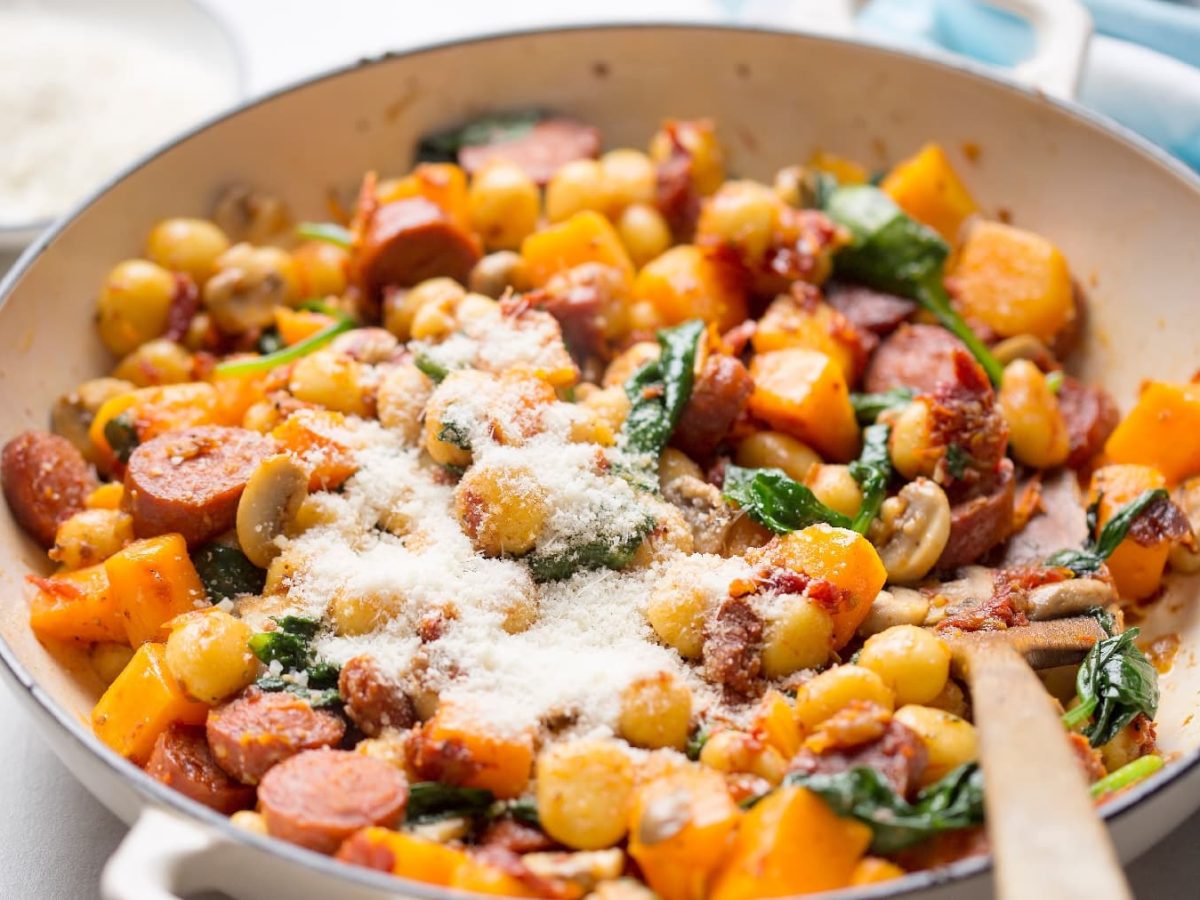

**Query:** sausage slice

left=1057, top=376, right=1119, bottom=470
left=458, top=118, right=601, bottom=186
left=124, top=426, right=273, bottom=546
left=259, top=748, right=408, bottom=854
left=864, top=324, right=969, bottom=394
left=206, top=689, right=345, bottom=785
left=1, top=431, right=97, bottom=546
left=338, top=656, right=415, bottom=737
left=357, top=197, right=481, bottom=299
left=672, top=354, right=754, bottom=460
left=826, top=283, right=917, bottom=337
left=938, top=459, right=1016, bottom=570
left=146, top=724, right=256, bottom=814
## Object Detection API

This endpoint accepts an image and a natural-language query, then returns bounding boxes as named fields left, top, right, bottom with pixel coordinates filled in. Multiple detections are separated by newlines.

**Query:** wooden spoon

left=942, top=617, right=1134, bottom=900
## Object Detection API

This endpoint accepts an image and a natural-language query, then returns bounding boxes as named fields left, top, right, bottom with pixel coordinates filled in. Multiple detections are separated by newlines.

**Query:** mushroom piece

left=212, top=185, right=292, bottom=246
left=1168, top=477, right=1200, bottom=574
left=991, top=333, right=1054, bottom=366
left=858, top=586, right=932, bottom=638
left=202, top=243, right=298, bottom=334
left=869, top=478, right=952, bottom=585
left=235, top=454, right=309, bottom=568
left=50, top=377, right=136, bottom=466
left=662, top=474, right=736, bottom=555
left=1026, top=577, right=1116, bottom=620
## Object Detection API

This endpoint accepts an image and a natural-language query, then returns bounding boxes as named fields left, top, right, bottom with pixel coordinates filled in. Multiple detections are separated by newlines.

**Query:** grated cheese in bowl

left=0, top=7, right=234, bottom=229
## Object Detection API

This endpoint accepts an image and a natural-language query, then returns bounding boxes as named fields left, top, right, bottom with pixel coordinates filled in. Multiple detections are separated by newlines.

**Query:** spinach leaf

left=413, top=351, right=451, bottom=383
left=255, top=677, right=341, bottom=709
left=437, top=420, right=471, bottom=451
left=685, top=726, right=710, bottom=761
left=1062, top=617, right=1159, bottom=748
left=406, top=782, right=496, bottom=823
left=249, top=615, right=342, bottom=705
left=788, top=763, right=985, bottom=854
left=249, top=631, right=309, bottom=670
left=500, top=798, right=541, bottom=827
left=618, top=320, right=706, bottom=472
left=103, top=411, right=140, bottom=465
left=824, top=185, right=1003, bottom=386
left=1046, top=489, right=1169, bottom=576
left=723, top=466, right=853, bottom=533
left=416, top=110, right=545, bottom=164
left=191, top=543, right=266, bottom=602
left=725, top=427, right=892, bottom=536
left=525, top=516, right=655, bottom=582
left=849, top=424, right=893, bottom=533
left=850, top=388, right=914, bottom=424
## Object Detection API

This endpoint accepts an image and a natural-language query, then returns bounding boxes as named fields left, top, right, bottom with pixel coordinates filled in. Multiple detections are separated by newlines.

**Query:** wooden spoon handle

left=959, top=639, right=1133, bottom=900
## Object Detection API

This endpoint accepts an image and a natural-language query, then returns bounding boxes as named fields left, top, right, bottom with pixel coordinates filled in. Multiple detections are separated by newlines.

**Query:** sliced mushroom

left=1026, top=577, right=1115, bottom=620
left=869, top=478, right=952, bottom=585
left=523, top=849, right=626, bottom=892
left=236, top=454, right=309, bottom=567
left=992, top=333, right=1054, bottom=366
left=924, top=565, right=997, bottom=626
left=407, top=816, right=472, bottom=844
left=662, top=473, right=736, bottom=555
left=1168, top=477, right=1200, bottom=574
left=212, top=185, right=292, bottom=245
left=203, top=244, right=297, bottom=334
left=50, top=377, right=135, bottom=464
left=858, top=586, right=931, bottom=637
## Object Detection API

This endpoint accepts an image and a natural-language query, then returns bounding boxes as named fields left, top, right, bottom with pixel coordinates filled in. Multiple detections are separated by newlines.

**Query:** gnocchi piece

left=857, top=625, right=951, bottom=706
left=163, top=609, right=257, bottom=704
left=619, top=671, right=692, bottom=750
left=536, top=739, right=635, bottom=850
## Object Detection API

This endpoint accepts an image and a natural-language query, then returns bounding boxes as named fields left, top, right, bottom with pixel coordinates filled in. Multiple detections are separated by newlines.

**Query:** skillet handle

left=737, top=0, right=1091, bottom=99
left=101, top=807, right=227, bottom=900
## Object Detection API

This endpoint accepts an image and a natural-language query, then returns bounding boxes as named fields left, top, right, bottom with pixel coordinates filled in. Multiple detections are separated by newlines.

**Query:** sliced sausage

left=335, top=829, right=396, bottom=872
left=124, top=426, right=273, bottom=546
left=259, top=748, right=408, bottom=854
left=937, top=458, right=1016, bottom=570
left=826, top=283, right=917, bottom=337
left=702, top=594, right=763, bottom=698
left=339, top=656, right=415, bottom=737
left=357, top=197, right=481, bottom=298
left=458, top=118, right=601, bottom=186
left=479, top=818, right=558, bottom=854
left=671, top=354, right=754, bottom=460
left=1, top=431, right=97, bottom=546
left=529, top=262, right=623, bottom=363
left=864, top=324, right=969, bottom=394
left=655, top=126, right=700, bottom=240
left=145, top=724, right=256, bottom=814
left=789, top=718, right=928, bottom=800
left=206, top=689, right=346, bottom=785
left=1057, top=376, right=1119, bottom=470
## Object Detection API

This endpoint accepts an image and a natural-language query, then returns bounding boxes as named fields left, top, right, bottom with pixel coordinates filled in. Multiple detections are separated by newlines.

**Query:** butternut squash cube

left=628, top=767, right=742, bottom=900
left=418, top=703, right=534, bottom=799
left=272, top=408, right=359, bottom=491
left=951, top=220, right=1074, bottom=343
left=710, top=786, right=871, bottom=900
left=1088, top=465, right=1170, bottom=601
left=90, top=383, right=223, bottom=470
left=520, top=210, right=635, bottom=288
left=1105, top=382, right=1200, bottom=485
left=29, top=564, right=124, bottom=644
left=633, top=245, right=748, bottom=333
left=748, top=349, right=859, bottom=462
left=378, top=163, right=472, bottom=231
left=881, top=143, right=978, bottom=242
left=105, top=534, right=208, bottom=646
left=752, top=293, right=866, bottom=383
left=274, top=307, right=336, bottom=346
left=91, top=642, right=209, bottom=764
left=747, top=525, right=888, bottom=649
left=341, top=828, right=470, bottom=886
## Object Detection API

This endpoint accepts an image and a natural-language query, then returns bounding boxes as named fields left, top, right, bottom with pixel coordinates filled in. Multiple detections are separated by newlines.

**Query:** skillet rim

left=0, top=20, right=1197, bottom=899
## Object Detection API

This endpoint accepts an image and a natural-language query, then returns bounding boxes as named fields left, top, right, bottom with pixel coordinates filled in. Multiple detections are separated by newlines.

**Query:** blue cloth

left=852, top=0, right=1200, bottom=170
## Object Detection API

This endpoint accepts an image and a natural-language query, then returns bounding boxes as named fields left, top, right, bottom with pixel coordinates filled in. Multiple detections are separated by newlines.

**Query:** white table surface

left=2, top=1, right=1199, bottom=896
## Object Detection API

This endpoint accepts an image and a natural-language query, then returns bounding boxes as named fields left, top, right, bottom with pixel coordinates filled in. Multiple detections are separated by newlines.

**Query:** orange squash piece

left=89, top=383, right=224, bottom=470
left=343, top=828, right=470, bottom=886
left=710, top=786, right=872, bottom=900
left=748, top=525, right=888, bottom=649
left=29, top=564, right=124, bottom=644
left=1105, top=382, right=1200, bottom=485
left=272, top=408, right=359, bottom=491
left=951, top=220, right=1074, bottom=343
left=85, top=483, right=124, bottom=510
left=378, top=163, right=472, bottom=230
left=274, top=307, right=337, bottom=346
left=809, top=150, right=869, bottom=186
left=628, top=767, right=742, bottom=900
left=851, top=857, right=907, bottom=885
left=881, top=143, right=978, bottom=243
left=1088, top=465, right=1170, bottom=601
left=748, top=349, right=860, bottom=462
left=752, top=293, right=866, bottom=383
left=750, top=690, right=802, bottom=760
left=449, top=857, right=540, bottom=897
left=521, top=210, right=635, bottom=288
left=91, top=642, right=209, bottom=764
left=417, top=703, right=534, bottom=799
left=105, top=534, right=208, bottom=646
left=632, top=245, right=748, bottom=333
